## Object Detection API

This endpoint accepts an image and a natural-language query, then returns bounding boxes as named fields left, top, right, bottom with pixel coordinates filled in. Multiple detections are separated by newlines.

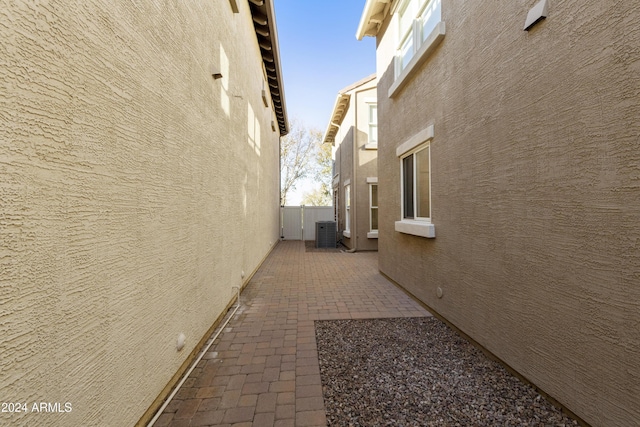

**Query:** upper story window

left=368, top=103, right=378, bottom=145
left=396, top=0, right=442, bottom=76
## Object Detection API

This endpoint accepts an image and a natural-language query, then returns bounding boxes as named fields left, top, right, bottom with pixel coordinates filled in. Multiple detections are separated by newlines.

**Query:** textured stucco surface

left=334, top=127, right=354, bottom=245
left=354, top=86, right=379, bottom=251
left=375, top=1, right=640, bottom=426
left=333, top=82, right=378, bottom=251
left=1, top=1, right=281, bottom=426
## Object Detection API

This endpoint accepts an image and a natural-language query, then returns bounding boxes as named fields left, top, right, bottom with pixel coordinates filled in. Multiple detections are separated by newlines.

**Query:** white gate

left=280, top=206, right=333, bottom=240
left=281, top=206, right=303, bottom=240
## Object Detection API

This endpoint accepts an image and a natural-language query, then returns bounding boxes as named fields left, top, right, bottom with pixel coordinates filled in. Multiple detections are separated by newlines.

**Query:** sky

left=274, top=0, right=377, bottom=131
left=273, top=1, right=377, bottom=204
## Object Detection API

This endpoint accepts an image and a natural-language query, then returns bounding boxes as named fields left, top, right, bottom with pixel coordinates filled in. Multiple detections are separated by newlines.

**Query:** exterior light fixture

left=524, top=0, right=549, bottom=31
left=211, top=66, right=223, bottom=80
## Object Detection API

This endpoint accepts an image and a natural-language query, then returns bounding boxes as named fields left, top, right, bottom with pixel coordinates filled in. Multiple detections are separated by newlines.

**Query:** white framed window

left=390, top=0, right=445, bottom=97
left=396, top=0, right=442, bottom=76
left=368, top=103, right=378, bottom=146
left=401, top=145, right=430, bottom=221
left=364, top=100, right=378, bottom=150
left=420, top=0, right=441, bottom=44
left=397, top=0, right=418, bottom=74
left=367, top=177, right=379, bottom=239
left=370, top=183, right=378, bottom=230
left=344, top=183, right=351, bottom=237
left=395, top=125, right=435, bottom=238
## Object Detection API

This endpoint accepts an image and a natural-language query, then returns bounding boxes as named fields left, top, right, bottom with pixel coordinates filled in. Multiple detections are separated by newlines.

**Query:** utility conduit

left=147, top=289, right=242, bottom=427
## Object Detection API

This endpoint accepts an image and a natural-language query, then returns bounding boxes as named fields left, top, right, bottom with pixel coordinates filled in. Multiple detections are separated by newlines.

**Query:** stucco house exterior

left=324, top=75, right=379, bottom=251
left=1, top=1, right=287, bottom=426
left=358, top=1, right=640, bottom=426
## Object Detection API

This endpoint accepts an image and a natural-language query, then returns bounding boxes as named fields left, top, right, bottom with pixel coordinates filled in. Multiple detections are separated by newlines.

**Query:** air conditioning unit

left=315, top=221, right=337, bottom=248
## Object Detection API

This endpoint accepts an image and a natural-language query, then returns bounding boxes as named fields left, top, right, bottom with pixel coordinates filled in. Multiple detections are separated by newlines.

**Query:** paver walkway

left=155, top=240, right=431, bottom=427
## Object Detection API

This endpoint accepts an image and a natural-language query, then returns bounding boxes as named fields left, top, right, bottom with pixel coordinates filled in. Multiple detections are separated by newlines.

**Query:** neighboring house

left=1, top=1, right=287, bottom=426
left=324, top=75, right=378, bottom=251
left=358, top=1, right=639, bottom=426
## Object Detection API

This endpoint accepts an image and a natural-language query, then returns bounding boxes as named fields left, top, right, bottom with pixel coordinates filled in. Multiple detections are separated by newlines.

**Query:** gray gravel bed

left=315, top=317, right=579, bottom=427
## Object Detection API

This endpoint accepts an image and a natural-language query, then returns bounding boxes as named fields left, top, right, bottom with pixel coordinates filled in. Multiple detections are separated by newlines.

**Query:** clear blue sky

left=274, top=0, right=377, bottom=131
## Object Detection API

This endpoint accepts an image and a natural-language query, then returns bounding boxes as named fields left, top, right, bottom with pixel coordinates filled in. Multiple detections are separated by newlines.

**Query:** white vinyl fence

left=280, top=206, right=333, bottom=240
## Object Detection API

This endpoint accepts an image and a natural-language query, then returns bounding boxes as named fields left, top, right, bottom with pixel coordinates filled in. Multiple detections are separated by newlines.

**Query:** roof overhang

left=322, top=94, right=351, bottom=145
left=356, top=0, right=392, bottom=40
left=249, top=0, right=289, bottom=135
left=322, top=74, right=377, bottom=145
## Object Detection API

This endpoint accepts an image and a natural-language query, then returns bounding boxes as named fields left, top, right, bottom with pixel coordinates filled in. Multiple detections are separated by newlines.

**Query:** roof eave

left=250, top=0, right=289, bottom=136
left=322, top=93, right=351, bottom=145
left=356, top=0, right=391, bottom=40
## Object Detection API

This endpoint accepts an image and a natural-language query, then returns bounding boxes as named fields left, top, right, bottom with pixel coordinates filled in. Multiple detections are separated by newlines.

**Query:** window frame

left=395, top=125, right=436, bottom=238
left=396, top=0, right=417, bottom=75
left=420, top=0, right=442, bottom=44
left=390, top=0, right=445, bottom=98
left=400, top=144, right=431, bottom=222
left=395, top=0, right=442, bottom=76
left=370, top=183, right=379, bottom=232
left=368, top=103, right=378, bottom=146
left=344, top=183, right=351, bottom=237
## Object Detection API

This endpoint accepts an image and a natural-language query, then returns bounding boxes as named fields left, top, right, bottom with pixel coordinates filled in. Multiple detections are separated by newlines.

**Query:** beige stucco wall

left=375, top=1, right=640, bottom=426
left=332, top=80, right=378, bottom=251
left=1, top=1, right=281, bottom=426
left=353, top=85, right=378, bottom=251
left=334, top=127, right=353, bottom=245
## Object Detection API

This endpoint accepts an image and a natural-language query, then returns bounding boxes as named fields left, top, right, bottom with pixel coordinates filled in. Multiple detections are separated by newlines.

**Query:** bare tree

left=300, top=141, right=332, bottom=206
left=280, top=118, right=323, bottom=205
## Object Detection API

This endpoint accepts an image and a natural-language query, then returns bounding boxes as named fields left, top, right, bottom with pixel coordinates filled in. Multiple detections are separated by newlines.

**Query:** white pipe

left=147, top=293, right=241, bottom=427
left=331, top=121, right=346, bottom=250
left=350, top=90, right=358, bottom=253
left=233, top=286, right=241, bottom=307
left=342, top=83, right=374, bottom=253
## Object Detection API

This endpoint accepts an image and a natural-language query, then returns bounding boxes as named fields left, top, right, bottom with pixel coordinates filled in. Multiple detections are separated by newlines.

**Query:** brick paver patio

left=155, top=240, right=430, bottom=427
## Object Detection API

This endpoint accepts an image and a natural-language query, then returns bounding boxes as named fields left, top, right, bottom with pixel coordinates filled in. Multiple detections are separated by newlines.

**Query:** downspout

left=331, top=107, right=357, bottom=254
left=348, top=101, right=358, bottom=253
left=279, top=135, right=284, bottom=238
left=344, top=83, right=374, bottom=253
left=331, top=122, right=358, bottom=254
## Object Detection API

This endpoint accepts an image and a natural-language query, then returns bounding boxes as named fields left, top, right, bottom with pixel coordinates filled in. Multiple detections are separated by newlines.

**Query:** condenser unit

left=315, top=221, right=337, bottom=248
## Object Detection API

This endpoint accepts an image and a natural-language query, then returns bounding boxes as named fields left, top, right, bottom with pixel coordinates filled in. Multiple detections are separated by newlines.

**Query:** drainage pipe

left=351, top=96, right=357, bottom=253
left=332, top=120, right=356, bottom=252
left=147, top=289, right=242, bottom=427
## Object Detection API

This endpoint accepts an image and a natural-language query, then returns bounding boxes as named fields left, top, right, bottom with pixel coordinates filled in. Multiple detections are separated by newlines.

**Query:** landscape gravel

left=315, top=317, right=580, bottom=427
